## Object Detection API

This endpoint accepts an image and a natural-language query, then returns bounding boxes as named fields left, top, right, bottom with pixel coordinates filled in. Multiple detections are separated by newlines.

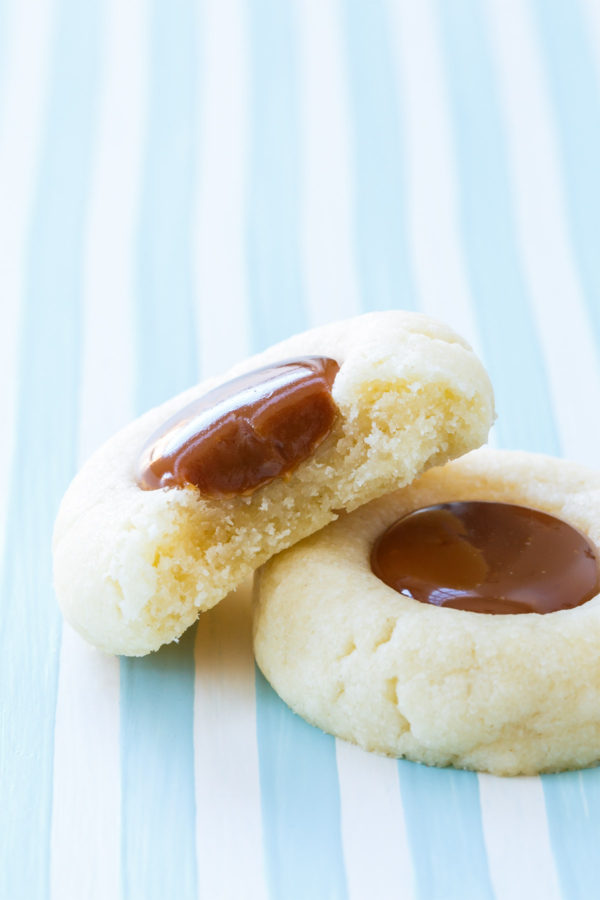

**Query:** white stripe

left=485, top=0, right=600, bottom=466
left=192, top=12, right=264, bottom=892
left=77, top=0, right=144, bottom=460
left=479, top=775, right=562, bottom=900
left=336, top=742, right=416, bottom=900
left=50, top=628, right=122, bottom=900
left=193, top=0, right=251, bottom=378
left=51, top=1, right=145, bottom=896
left=295, top=0, right=361, bottom=325
left=467, top=6, right=577, bottom=887
left=0, top=0, right=55, bottom=565
left=386, top=0, right=483, bottom=358
left=580, top=0, right=600, bottom=81
left=296, top=7, right=413, bottom=889
left=193, top=579, right=268, bottom=900
left=386, top=0, right=500, bottom=451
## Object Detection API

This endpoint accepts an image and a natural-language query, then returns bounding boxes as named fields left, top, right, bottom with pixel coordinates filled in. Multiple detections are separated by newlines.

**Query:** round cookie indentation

left=253, top=448, right=600, bottom=775
left=370, top=501, right=600, bottom=615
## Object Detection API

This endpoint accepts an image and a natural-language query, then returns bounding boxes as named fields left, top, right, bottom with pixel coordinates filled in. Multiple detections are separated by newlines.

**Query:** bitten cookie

left=254, top=448, right=600, bottom=776
left=53, top=311, right=493, bottom=656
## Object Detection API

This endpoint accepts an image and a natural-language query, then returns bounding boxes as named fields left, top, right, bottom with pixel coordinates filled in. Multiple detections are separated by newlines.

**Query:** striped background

left=2, top=0, right=600, bottom=897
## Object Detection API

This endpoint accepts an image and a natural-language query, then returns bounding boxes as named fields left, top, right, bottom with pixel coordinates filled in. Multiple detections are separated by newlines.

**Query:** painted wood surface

left=2, top=0, right=600, bottom=897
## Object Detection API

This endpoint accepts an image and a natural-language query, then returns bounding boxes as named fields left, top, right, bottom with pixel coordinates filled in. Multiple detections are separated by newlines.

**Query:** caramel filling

left=137, top=357, right=339, bottom=497
left=371, top=501, right=600, bottom=614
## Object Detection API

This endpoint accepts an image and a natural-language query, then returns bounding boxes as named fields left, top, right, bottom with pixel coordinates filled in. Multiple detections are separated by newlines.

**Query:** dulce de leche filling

left=136, top=356, right=339, bottom=497
left=371, top=501, right=600, bottom=614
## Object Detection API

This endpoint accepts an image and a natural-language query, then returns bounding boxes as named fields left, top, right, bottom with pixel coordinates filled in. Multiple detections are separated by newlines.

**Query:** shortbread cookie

left=254, top=448, right=600, bottom=775
left=53, top=311, right=493, bottom=656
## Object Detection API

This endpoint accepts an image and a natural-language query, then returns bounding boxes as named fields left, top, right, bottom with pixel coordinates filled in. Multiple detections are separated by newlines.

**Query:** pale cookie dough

left=254, top=448, right=600, bottom=776
left=53, top=311, right=493, bottom=656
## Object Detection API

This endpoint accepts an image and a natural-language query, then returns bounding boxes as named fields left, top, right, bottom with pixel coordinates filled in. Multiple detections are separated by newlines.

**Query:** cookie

left=53, top=311, right=493, bottom=656
left=253, top=448, right=600, bottom=775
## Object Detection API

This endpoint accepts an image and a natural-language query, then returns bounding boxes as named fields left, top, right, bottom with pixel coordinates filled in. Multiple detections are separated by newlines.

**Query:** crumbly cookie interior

left=53, top=312, right=493, bottom=655
left=142, top=381, right=487, bottom=643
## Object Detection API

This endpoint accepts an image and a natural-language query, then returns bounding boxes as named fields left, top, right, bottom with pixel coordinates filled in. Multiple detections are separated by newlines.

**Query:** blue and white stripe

left=2, top=1, right=600, bottom=897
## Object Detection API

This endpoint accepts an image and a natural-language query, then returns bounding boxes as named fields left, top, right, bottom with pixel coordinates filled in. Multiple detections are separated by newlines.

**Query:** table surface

left=2, top=0, right=600, bottom=898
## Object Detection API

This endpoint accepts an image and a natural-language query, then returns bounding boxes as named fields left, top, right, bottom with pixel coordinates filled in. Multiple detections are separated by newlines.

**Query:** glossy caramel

left=371, top=501, right=600, bottom=614
left=137, top=357, right=339, bottom=497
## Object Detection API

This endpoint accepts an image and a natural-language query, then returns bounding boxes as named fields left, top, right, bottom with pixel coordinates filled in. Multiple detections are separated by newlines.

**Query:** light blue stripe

left=0, top=1, right=102, bottom=897
left=255, top=672, right=348, bottom=900
left=341, top=0, right=417, bottom=312
left=398, top=762, right=494, bottom=900
left=246, top=0, right=306, bottom=351
left=435, top=0, right=560, bottom=456
left=542, top=769, right=600, bottom=899
left=247, top=4, right=347, bottom=895
left=120, top=1, right=198, bottom=898
left=133, top=0, right=197, bottom=407
left=530, top=3, right=600, bottom=893
left=120, top=629, right=197, bottom=900
left=533, top=0, right=600, bottom=348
